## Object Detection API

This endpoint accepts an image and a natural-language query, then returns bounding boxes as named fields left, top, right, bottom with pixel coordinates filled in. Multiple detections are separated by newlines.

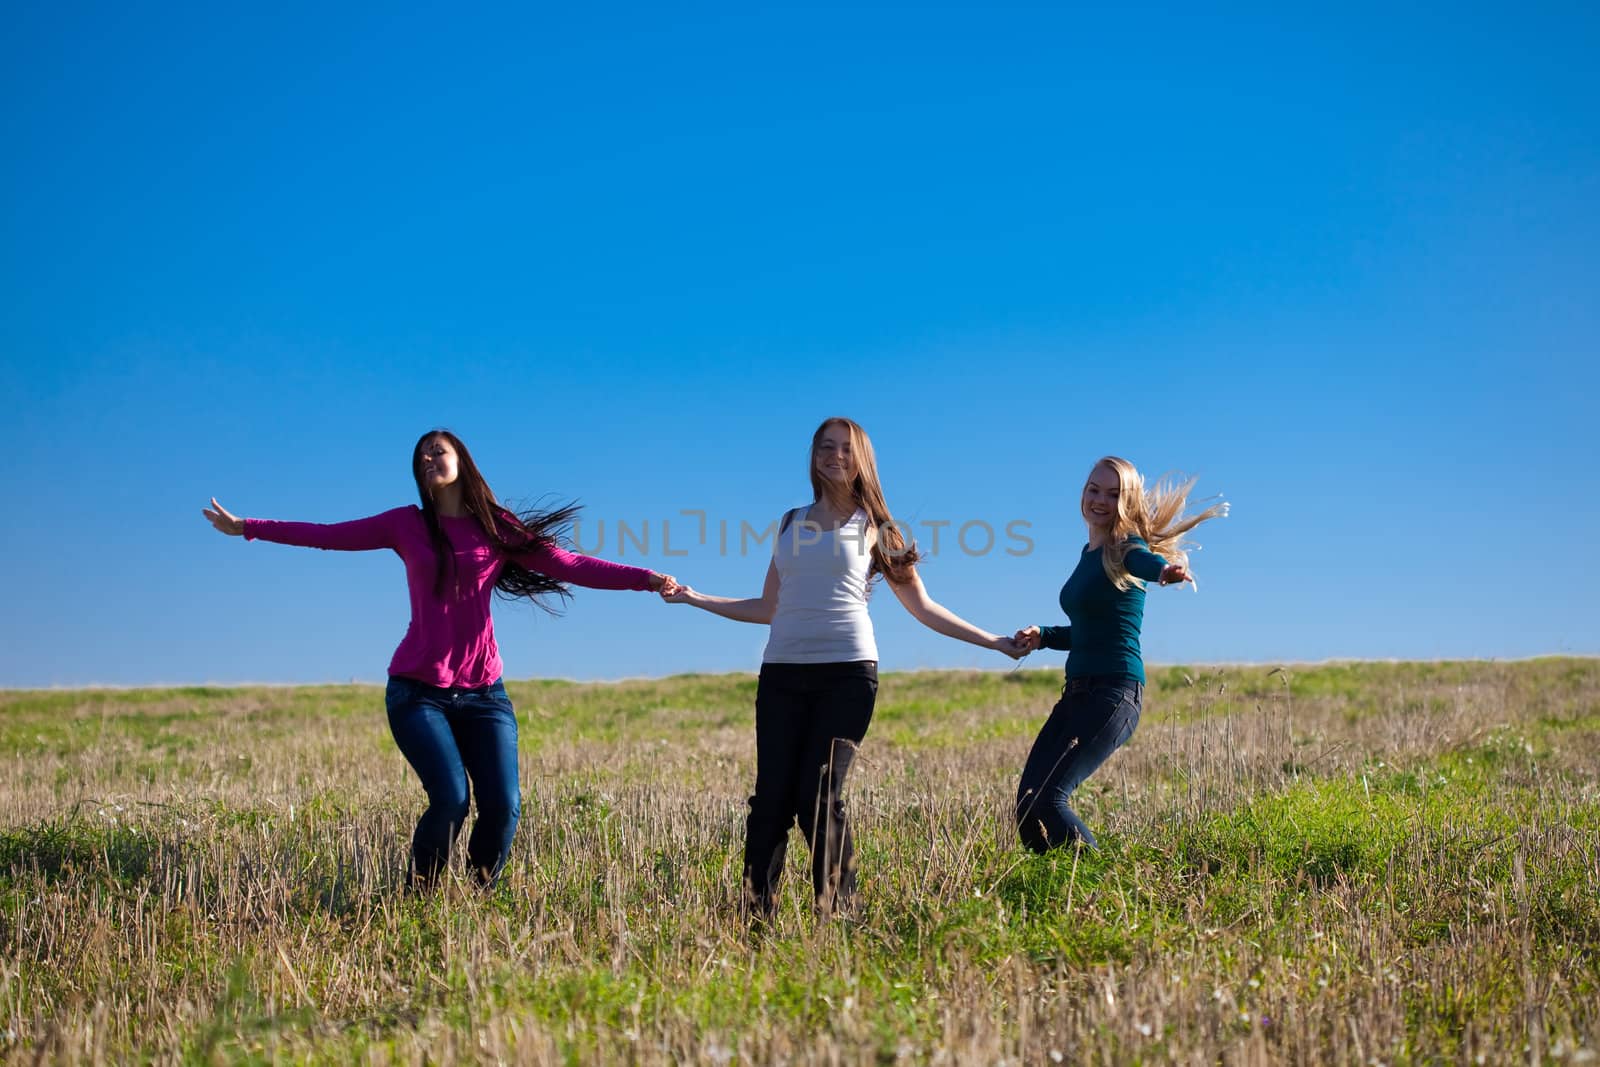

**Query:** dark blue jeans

left=385, top=675, right=521, bottom=887
left=1015, top=675, right=1142, bottom=852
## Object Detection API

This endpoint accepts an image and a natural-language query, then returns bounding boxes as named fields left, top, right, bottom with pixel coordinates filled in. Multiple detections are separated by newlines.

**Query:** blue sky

left=3, top=4, right=1596, bottom=686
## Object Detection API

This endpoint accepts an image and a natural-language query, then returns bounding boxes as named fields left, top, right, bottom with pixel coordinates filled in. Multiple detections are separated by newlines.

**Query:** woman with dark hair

left=203, top=429, right=677, bottom=888
left=664, top=417, right=1023, bottom=921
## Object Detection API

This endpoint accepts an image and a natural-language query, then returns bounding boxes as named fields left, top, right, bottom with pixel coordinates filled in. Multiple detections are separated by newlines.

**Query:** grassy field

left=1, top=659, right=1597, bottom=1064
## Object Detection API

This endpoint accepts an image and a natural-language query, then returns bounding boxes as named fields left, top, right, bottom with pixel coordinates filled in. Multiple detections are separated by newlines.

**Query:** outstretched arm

left=203, top=498, right=401, bottom=552
left=517, top=542, right=677, bottom=594
left=887, top=568, right=1025, bottom=659
left=661, top=559, right=779, bottom=625
left=1125, top=540, right=1194, bottom=589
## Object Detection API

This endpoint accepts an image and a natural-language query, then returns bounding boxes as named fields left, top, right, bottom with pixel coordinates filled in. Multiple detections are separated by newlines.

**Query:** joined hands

left=993, top=633, right=1030, bottom=661
left=1012, top=625, right=1042, bottom=654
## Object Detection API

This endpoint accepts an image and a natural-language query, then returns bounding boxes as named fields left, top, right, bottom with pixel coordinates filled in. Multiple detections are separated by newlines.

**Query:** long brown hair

left=1091, top=455, right=1227, bottom=590
left=807, top=417, right=922, bottom=586
left=412, top=429, right=580, bottom=610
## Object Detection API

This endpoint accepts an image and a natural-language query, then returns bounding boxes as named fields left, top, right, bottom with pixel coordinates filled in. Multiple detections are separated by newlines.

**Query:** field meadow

left=1, top=658, right=1597, bottom=1065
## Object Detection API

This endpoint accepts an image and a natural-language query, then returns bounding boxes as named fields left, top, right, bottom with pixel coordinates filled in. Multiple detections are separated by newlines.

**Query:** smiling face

left=813, top=423, right=857, bottom=488
left=416, top=435, right=460, bottom=494
left=1081, top=462, right=1123, bottom=532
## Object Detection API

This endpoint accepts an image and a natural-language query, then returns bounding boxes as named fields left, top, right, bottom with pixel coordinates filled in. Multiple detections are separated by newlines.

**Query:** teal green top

left=1038, top=536, right=1168, bottom=683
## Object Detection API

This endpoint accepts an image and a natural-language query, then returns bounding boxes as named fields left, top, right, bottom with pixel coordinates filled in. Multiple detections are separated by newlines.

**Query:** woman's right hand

left=1013, top=625, right=1042, bottom=653
left=660, top=584, right=695, bottom=605
left=203, top=498, right=244, bottom=536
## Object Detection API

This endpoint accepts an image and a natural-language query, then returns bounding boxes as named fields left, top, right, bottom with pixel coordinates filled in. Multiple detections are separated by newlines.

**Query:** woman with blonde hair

left=1012, top=455, right=1225, bottom=853
left=665, top=417, right=1022, bottom=919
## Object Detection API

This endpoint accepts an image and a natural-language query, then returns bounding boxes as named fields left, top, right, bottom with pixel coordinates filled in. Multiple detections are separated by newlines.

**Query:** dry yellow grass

left=1, top=659, right=1596, bottom=1064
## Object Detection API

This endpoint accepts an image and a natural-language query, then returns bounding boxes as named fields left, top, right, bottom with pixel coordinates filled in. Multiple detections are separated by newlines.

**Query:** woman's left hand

left=1159, top=563, right=1196, bottom=589
left=648, top=572, right=681, bottom=596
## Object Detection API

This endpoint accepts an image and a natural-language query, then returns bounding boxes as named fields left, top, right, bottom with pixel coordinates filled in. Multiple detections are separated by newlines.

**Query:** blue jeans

left=1015, top=675, right=1143, bottom=852
left=385, top=675, right=521, bottom=887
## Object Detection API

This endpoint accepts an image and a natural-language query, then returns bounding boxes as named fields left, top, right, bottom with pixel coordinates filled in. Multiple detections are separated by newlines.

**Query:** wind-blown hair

left=411, top=430, right=580, bottom=612
left=1091, top=455, right=1227, bottom=591
left=808, top=417, right=922, bottom=586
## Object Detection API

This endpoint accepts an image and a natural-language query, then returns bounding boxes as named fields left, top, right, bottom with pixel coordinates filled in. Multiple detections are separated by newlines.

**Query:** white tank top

left=762, top=505, right=879, bottom=664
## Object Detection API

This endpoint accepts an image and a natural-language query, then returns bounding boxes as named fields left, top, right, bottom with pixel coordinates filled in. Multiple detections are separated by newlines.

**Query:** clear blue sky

left=3, top=4, right=1596, bottom=686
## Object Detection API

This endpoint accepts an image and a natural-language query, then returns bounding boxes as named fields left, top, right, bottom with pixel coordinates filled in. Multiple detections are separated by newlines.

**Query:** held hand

left=1013, top=625, right=1042, bottom=653
left=203, top=497, right=244, bottom=536
left=992, top=634, right=1029, bottom=661
left=648, top=572, right=681, bottom=596
left=659, top=583, right=695, bottom=604
left=1158, top=563, right=1196, bottom=590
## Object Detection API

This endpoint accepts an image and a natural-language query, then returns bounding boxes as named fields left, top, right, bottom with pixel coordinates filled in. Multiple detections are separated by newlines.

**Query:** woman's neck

left=1086, top=525, right=1111, bottom=550
left=432, top=485, right=467, bottom=517
left=813, top=490, right=857, bottom=526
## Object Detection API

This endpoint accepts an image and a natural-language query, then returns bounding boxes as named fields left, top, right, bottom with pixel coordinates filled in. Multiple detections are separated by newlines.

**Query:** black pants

left=744, top=660, right=878, bottom=917
left=1015, top=675, right=1143, bottom=852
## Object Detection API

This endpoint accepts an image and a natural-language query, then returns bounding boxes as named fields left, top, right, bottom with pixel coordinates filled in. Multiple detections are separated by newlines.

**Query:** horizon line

left=3, top=654, right=1596, bottom=693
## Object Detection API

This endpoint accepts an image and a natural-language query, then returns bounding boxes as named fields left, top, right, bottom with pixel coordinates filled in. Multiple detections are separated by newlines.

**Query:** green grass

left=0, top=658, right=1597, bottom=1063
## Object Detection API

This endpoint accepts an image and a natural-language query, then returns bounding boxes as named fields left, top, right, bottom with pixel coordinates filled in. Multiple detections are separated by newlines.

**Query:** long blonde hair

left=808, top=417, right=922, bottom=585
left=1090, top=455, right=1227, bottom=590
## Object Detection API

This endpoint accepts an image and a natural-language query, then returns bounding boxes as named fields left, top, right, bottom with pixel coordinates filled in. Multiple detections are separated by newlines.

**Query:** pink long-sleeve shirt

left=243, top=506, right=654, bottom=688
